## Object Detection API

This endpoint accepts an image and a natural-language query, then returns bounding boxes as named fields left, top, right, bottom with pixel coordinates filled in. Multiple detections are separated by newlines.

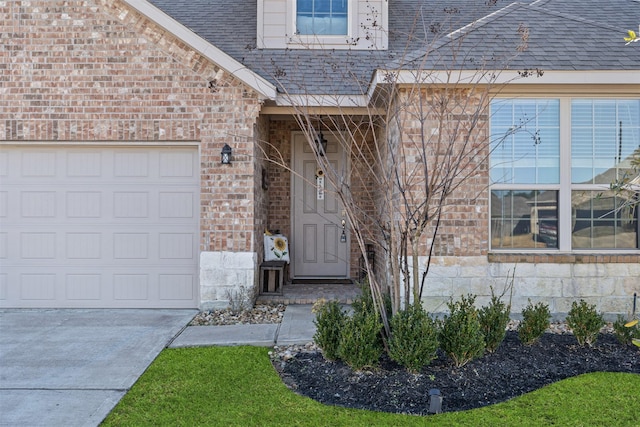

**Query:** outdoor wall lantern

left=221, top=143, right=232, bottom=165
left=428, top=388, right=442, bottom=414
left=315, top=131, right=327, bottom=156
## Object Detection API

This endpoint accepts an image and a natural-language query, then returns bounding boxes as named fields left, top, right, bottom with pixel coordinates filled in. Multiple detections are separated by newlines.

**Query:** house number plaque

left=316, top=175, right=325, bottom=200
left=316, top=168, right=325, bottom=200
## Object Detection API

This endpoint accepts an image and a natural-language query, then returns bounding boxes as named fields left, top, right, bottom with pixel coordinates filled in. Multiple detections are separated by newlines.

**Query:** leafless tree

left=261, top=4, right=538, bottom=338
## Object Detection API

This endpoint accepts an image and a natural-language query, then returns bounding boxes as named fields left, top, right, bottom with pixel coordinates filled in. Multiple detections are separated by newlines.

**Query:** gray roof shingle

left=147, top=0, right=640, bottom=95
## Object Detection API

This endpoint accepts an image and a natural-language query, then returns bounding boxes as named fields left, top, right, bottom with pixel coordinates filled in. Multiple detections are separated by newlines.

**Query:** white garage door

left=0, top=145, right=200, bottom=308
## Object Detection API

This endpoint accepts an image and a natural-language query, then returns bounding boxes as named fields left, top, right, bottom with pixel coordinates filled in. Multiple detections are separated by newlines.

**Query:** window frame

left=287, top=0, right=356, bottom=47
left=489, top=97, right=640, bottom=253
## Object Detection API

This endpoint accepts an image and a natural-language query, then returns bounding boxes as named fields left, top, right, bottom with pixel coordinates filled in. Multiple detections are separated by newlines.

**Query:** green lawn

left=103, top=346, right=640, bottom=426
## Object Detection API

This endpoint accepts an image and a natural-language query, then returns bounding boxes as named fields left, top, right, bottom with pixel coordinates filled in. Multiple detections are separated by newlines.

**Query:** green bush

left=388, top=302, right=439, bottom=373
left=613, top=315, right=640, bottom=345
left=566, top=300, right=605, bottom=347
left=439, top=294, right=485, bottom=367
left=338, top=300, right=383, bottom=370
left=518, top=300, right=550, bottom=345
left=478, top=290, right=511, bottom=353
left=352, top=282, right=392, bottom=320
left=313, top=300, right=346, bottom=360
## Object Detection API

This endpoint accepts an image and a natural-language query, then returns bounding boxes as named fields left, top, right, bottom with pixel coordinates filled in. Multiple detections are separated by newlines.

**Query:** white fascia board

left=275, top=94, right=370, bottom=108
left=373, top=69, right=640, bottom=87
left=123, top=0, right=277, bottom=100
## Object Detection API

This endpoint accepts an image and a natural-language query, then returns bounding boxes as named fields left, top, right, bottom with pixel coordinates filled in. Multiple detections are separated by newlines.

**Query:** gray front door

left=292, top=133, right=349, bottom=277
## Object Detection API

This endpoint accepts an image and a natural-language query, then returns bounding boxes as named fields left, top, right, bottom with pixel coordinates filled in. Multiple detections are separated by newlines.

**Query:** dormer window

left=257, top=0, right=387, bottom=50
left=296, top=0, right=348, bottom=35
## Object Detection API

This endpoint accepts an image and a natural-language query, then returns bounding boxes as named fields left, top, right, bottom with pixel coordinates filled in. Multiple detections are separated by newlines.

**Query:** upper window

left=490, top=98, right=640, bottom=251
left=490, top=99, right=560, bottom=185
left=296, top=0, right=348, bottom=35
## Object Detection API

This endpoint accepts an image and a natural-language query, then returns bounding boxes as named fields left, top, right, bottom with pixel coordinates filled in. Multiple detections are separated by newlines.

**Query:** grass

left=103, top=346, right=640, bottom=426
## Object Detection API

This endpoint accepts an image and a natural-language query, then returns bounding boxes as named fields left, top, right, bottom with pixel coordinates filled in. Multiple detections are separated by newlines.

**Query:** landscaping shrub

left=518, top=300, right=550, bottom=345
left=478, top=288, right=511, bottom=353
left=313, top=300, right=346, bottom=360
left=387, top=302, right=439, bottom=373
left=627, top=319, right=640, bottom=348
left=338, top=299, right=384, bottom=370
left=614, top=315, right=640, bottom=347
left=352, top=281, right=392, bottom=320
left=439, top=294, right=485, bottom=367
left=566, top=300, right=605, bottom=347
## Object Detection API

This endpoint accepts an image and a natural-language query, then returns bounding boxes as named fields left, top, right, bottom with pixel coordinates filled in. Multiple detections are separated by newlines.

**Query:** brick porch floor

left=256, top=282, right=363, bottom=305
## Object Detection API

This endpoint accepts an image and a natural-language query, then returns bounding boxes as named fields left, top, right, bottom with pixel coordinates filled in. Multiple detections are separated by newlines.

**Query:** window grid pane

left=490, top=99, right=560, bottom=185
left=571, top=190, right=638, bottom=249
left=571, top=100, right=640, bottom=184
left=296, top=0, right=348, bottom=35
left=491, top=190, right=559, bottom=249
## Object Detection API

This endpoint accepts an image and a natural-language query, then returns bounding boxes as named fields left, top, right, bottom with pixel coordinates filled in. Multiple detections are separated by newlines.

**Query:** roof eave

left=372, top=69, right=640, bottom=87
left=274, top=94, right=370, bottom=108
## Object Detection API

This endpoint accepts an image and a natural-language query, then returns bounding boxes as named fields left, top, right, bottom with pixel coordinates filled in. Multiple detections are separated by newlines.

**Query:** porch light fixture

left=315, top=131, right=327, bottom=156
left=221, top=143, right=232, bottom=164
left=428, top=388, right=442, bottom=414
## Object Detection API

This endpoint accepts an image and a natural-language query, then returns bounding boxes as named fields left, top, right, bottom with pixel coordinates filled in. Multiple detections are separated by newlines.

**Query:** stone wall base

left=199, top=251, right=257, bottom=310
left=417, top=256, right=639, bottom=319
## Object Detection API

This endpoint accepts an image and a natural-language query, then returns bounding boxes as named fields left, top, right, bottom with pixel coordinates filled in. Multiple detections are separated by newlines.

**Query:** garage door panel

left=66, top=192, right=102, bottom=218
left=159, top=274, right=194, bottom=300
left=0, top=274, right=7, bottom=300
left=21, top=233, right=57, bottom=259
left=159, top=150, right=196, bottom=177
left=66, top=233, right=102, bottom=259
left=21, top=151, right=56, bottom=177
left=21, top=191, right=56, bottom=218
left=0, top=232, right=7, bottom=259
left=114, top=274, right=149, bottom=300
left=113, top=192, right=149, bottom=218
left=66, top=151, right=102, bottom=177
left=20, top=274, right=56, bottom=300
left=114, top=151, right=149, bottom=177
left=0, top=150, right=7, bottom=176
left=159, top=192, right=195, bottom=218
left=113, top=233, right=149, bottom=259
left=159, top=233, right=194, bottom=259
left=66, top=274, right=102, bottom=300
left=0, top=191, right=8, bottom=217
left=0, top=146, right=199, bottom=308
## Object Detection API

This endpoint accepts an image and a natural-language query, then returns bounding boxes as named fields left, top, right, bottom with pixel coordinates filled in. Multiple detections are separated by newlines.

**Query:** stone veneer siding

left=419, top=256, right=639, bottom=318
left=1, top=0, right=265, bottom=308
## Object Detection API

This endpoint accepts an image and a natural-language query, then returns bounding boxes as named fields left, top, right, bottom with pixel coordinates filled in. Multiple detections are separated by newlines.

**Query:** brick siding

left=1, top=0, right=264, bottom=254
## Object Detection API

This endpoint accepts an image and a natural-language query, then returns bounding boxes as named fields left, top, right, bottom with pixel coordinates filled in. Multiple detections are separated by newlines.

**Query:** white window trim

left=286, top=0, right=357, bottom=47
left=490, top=96, right=640, bottom=254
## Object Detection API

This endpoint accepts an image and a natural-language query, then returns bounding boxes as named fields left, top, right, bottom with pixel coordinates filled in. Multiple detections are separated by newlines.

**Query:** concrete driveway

left=0, top=308, right=196, bottom=427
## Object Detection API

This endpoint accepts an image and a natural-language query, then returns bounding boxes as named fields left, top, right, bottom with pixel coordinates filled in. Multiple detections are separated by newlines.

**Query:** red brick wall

left=0, top=0, right=263, bottom=253
left=266, top=120, right=294, bottom=238
left=254, top=116, right=271, bottom=261
left=392, top=87, right=490, bottom=257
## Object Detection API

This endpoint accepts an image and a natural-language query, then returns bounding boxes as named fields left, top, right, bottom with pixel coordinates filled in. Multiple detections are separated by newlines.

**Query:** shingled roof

left=147, top=0, right=639, bottom=96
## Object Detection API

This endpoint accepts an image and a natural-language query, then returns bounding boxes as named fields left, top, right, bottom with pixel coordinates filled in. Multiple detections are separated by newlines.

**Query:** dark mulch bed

left=274, top=332, right=640, bottom=415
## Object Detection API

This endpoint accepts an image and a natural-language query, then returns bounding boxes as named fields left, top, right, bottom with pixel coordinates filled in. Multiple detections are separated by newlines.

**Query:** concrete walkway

left=170, top=304, right=317, bottom=348
left=0, top=305, right=317, bottom=427
left=0, top=309, right=196, bottom=427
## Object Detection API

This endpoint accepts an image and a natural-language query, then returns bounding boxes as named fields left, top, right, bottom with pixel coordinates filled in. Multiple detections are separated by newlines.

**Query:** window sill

left=488, top=252, right=640, bottom=264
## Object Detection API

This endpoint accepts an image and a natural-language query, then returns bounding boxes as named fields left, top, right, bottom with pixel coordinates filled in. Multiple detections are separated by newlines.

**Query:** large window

left=490, top=98, right=639, bottom=251
left=296, top=0, right=348, bottom=35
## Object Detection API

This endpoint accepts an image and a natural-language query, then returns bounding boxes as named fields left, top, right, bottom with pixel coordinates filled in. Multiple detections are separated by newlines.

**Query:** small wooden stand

left=259, top=261, right=286, bottom=295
